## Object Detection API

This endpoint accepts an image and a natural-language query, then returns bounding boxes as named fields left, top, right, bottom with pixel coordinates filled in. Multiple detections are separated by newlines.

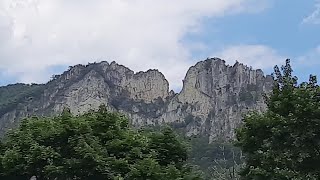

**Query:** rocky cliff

left=0, top=58, right=273, bottom=141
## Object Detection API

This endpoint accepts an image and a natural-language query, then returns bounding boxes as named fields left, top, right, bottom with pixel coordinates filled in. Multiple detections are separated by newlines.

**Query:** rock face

left=0, top=58, right=273, bottom=141
left=169, top=59, right=273, bottom=141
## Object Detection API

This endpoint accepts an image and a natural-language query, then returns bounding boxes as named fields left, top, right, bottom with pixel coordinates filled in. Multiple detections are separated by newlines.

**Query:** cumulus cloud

left=213, top=45, right=285, bottom=70
left=0, top=0, right=269, bottom=89
left=302, top=0, right=320, bottom=24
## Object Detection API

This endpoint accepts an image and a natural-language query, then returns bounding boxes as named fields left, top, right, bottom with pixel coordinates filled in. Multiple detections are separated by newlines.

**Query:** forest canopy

left=0, top=105, right=203, bottom=180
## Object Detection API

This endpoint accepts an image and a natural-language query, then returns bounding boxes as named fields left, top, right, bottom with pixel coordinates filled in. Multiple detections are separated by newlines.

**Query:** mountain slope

left=0, top=58, right=273, bottom=140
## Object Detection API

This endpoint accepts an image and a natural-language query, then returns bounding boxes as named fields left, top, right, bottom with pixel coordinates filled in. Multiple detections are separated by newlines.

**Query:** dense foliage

left=188, top=137, right=244, bottom=180
left=144, top=125, right=244, bottom=180
left=236, top=59, right=320, bottom=179
left=0, top=105, right=202, bottom=180
left=0, top=83, right=44, bottom=116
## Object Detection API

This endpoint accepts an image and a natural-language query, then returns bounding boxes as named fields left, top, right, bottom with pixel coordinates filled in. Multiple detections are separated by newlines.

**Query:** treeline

left=0, top=106, right=203, bottom=180
left=0, top=83, right=45, bottom=116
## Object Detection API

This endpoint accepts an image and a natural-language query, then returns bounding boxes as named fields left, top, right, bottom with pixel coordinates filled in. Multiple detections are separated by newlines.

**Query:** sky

left=0, top=0, right=319, bottom=91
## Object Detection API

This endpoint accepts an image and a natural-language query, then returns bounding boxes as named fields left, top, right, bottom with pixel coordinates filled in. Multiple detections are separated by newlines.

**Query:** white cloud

left=302, top=0, right=320, bottom=24
left=214, top=45, right=285, bottom=70
left=213, top=44, right=320, bottom=81
left=0, top=0, right=269, bottom=89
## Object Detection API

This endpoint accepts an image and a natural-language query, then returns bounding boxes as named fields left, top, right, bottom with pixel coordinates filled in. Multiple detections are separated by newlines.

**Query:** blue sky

left=202, top=1, right=317, bottom=54
left=185, top=1, right=320, bottom=82
left=0, top=0, right=319, bottom=89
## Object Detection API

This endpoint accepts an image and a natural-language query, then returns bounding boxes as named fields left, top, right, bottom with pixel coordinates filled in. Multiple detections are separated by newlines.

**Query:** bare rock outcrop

left=0, top=58, right=273, bottom=141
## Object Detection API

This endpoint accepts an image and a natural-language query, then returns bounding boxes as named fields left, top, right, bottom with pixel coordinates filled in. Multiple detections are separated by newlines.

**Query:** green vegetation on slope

left=188, top=137, right=243, bottom=180
left=142, top=124, right=244, bottom=180
left=0, top=83, right=45, bottom=116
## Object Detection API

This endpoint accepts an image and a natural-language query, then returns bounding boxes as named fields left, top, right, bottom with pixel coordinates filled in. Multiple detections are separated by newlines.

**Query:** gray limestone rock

left=0, top=58, right=273, bottom=141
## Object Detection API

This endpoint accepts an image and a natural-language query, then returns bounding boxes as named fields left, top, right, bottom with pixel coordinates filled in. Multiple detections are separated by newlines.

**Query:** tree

left=236, top=59, right=320, bottom=179
left=187, top=135, right=244, bottom=180
left=0, top=105, right=203, bottom=180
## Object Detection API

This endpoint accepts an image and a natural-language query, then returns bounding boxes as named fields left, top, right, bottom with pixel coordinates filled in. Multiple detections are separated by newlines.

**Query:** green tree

left=236, top=59, right=320, bottom=179
left=187, top=136, right=244, bottom=180
left=0, top=105, right=202, bottom=180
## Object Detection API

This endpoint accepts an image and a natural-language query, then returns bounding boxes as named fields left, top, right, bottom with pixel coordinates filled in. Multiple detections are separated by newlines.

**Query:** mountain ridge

left=0, top=58, right=273, bottom=141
